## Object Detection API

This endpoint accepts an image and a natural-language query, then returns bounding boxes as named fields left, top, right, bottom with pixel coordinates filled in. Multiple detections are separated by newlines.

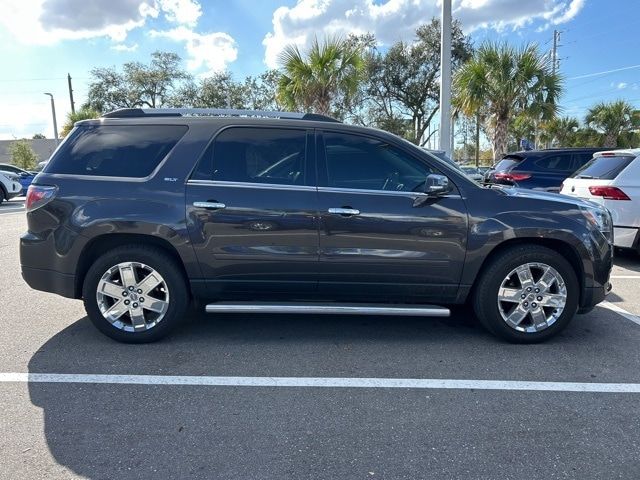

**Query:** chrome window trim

left=185, top=180, right=461, bottom=197
left=318, top=186, right=461, bottom=198
left=186, top=179, right=317, bottom=192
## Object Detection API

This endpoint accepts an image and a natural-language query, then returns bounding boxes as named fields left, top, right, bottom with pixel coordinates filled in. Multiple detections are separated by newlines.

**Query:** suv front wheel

left=82, top=245, right=189, bottom=343
left=472, top=245, right=579, bottom=343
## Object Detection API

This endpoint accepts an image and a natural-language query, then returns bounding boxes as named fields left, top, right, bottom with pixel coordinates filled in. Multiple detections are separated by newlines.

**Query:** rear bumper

left=21, top=266, right=77, bottom=299
left=613, top=226, right=638, bottom=249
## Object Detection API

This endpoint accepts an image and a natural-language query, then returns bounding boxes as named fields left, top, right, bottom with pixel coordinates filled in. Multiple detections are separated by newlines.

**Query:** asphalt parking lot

left=1, top=205, right=640, bottom=479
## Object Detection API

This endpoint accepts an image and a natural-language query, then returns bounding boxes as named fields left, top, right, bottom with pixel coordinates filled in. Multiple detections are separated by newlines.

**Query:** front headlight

left=580, top=204, right=613, bottom=241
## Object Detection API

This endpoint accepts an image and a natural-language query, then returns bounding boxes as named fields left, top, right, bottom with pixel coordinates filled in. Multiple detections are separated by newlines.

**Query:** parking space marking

left=601, top=301, right=640, bottom=326
left=2, top=372, right=640, bottom=393
left=610, top=275, right=640, bottom=279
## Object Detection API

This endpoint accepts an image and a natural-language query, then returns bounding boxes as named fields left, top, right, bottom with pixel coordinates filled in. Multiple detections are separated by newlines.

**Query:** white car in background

left=0, top=171, right=22, bottom=205
left=560, top=149, right=640, bottom=252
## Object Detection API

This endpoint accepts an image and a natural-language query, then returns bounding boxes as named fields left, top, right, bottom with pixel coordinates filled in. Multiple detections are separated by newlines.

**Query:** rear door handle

left=328, top=207, right=360, bottom=216
left=193, top=201, right=226, bottom=210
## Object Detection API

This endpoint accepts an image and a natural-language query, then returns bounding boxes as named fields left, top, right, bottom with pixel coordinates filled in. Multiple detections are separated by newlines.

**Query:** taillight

left=588, top=186, right=630, bottom=200
left=494, top=172, right=532, bottom=182
left=25, top=185, right=57, bottom=211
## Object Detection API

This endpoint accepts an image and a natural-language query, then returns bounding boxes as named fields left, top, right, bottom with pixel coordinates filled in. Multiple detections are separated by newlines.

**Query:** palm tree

left=277, top=37, right=365, bottom=116
left=454, top=42, right=562, bottom=161
left=60, top=107, right=100, bottom=138
left=585, top=100, right=636, bottom=147
left=541, top=116, right=579, bottom=147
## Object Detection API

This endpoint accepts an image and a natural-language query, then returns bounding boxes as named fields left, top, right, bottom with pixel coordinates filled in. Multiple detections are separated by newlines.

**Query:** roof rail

left=101, top=108, right=340, bottom=123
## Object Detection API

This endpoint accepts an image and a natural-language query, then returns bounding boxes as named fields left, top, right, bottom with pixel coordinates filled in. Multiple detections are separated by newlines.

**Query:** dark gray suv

left=20, top=108, right=613, bottom=343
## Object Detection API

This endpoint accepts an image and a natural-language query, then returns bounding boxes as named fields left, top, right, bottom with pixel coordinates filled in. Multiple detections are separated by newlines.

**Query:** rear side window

left=494, top=156, right=523, bottom=171
left=533, top=154, right=573, bottom=172
left=571, top=155, right=635, bottom=180
left=45, top=125, right=187, bottom=177
left=192, top=127, right=309, bottom=186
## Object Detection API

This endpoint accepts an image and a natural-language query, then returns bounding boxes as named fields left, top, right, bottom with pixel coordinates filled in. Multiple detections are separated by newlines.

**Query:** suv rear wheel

left=82, top=245, right=189, bottom=343
left=472, top=245, right=579, bottom=343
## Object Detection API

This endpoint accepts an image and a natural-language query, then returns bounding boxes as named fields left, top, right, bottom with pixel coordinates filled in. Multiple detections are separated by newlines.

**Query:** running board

left=205, top=302, right=450, bottom=317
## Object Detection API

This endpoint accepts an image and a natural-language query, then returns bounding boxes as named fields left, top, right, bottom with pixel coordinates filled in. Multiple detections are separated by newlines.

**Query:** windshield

left=571, top=155, right=634, bottom=180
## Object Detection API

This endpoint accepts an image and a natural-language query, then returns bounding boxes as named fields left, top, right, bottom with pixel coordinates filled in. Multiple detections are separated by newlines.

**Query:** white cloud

left=111, top=43, right=140, bottom=52
left=617, top=82, right=628, bottom=90
left=150, top=27, right=238, bottom=75
left=553, top=0, right=585, bottom=24
left=263, top=0, right=587, bottom=68
left=157, top=0, right=202, bottom=26
left=0, top=0, right=203, bottom=45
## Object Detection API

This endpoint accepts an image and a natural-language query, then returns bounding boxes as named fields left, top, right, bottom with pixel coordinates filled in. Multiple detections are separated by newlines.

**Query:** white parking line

left=601, top=301, right=640, bottom=326
left=1, top=372, right=640, bottom=393
left=610, top=275, right=640, bottom=279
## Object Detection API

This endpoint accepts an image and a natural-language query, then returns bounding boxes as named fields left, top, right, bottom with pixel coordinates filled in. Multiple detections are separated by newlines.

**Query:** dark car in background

left=484, top=148, right=607, bottom=192
left=0, top=163, right=36, bottom=195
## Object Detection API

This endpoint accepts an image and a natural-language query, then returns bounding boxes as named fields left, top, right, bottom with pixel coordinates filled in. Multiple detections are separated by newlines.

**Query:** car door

left=316, top=130, right=469, bottom=303
left=186, top=126, right=319, bottom=297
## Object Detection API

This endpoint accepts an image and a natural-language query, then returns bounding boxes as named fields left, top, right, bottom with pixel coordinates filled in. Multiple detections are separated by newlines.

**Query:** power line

left=568, top=64, right=640, bottom=80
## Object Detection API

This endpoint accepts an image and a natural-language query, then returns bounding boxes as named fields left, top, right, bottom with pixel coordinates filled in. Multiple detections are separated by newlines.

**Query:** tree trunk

left=493, top=117, right=509, bottom=161
left=316, top=94, right=331, bottom=116
left=475, top=113, right=480, bottom=168
left=604, top=131, right=618, bottom=148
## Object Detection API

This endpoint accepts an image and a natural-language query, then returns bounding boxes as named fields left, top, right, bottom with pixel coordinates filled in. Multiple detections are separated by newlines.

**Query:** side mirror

left=424, top=174, right=451, bottom=196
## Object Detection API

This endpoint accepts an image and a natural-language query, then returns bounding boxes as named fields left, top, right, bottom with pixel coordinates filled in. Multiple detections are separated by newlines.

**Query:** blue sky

left=0, top=0, right=639, bottom=141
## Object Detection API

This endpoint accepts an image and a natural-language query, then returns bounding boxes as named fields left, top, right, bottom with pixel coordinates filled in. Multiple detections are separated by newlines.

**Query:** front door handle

left=193, top=201, right=226, bottom=210
left=328, top=207, right=360, bottom=216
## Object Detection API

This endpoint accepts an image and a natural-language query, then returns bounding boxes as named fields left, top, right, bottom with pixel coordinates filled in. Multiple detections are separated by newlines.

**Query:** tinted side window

left=321, top=132, right=437, bottom=192
left=45, top=125, right=187, bottom=177
left=572, top=153, right=595, bottom=170
left=533, top=154, right=573, bottom=172
left=192, top=128, right=309, bottom=186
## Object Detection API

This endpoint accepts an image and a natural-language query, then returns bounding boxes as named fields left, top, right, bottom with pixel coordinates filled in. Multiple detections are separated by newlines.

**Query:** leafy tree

left=242, top=70, right=283, bottom=111
left=60, top=107, right=101, bottom=138
left=454, top=42, right=562, bottom=160
left=32, top=133, right=46, bottom=139
left=586, top=100, right=637, bottom=147
left=277, top=36, right=366, bottom=115
left=9, top=140, right=38, bottom=170
left=169, top=70, right=283, bottom=111
left=85, top=51, right=190, bottom=112
left=367, top=19, right=472, bottom=145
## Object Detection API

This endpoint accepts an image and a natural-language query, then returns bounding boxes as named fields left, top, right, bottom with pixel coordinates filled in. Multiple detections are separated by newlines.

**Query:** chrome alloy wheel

left=96, top=262, right=170, bottom=332
left=497, top=262, right=567, bottom=333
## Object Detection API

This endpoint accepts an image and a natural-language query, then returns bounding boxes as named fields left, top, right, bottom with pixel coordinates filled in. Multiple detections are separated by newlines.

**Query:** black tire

left=472, top=245, right=579, bottom=343
left=82, top=245, right=189, bottom=343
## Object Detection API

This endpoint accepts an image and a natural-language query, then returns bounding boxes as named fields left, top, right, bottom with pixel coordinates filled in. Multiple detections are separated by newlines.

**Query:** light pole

left=44, top=93, right=59, bottom=144
left=438, top=0, right=452, bottom=156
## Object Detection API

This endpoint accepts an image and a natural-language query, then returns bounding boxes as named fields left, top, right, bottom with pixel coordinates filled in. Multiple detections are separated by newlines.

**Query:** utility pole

left=44, top=93, right=59, bottom=144
left=438, top=0, right=452, bottom=156
left=551, top=30, right=560, bottom=75
left=67, top=74, right=75, bottom=114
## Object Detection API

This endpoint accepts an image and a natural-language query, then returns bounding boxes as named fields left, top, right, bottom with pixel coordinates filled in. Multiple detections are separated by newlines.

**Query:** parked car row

left=480, top=147, right=639, bottom=253
left=0, top=163, right=37, bottom=196
left=483, top=148, right=607, bottom=192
